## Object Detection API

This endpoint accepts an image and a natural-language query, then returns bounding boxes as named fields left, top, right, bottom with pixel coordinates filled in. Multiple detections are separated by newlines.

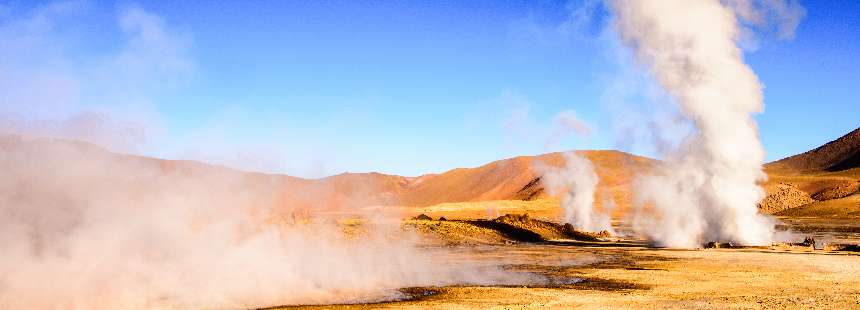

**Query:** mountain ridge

left=7, top=124, right=858, bottom=219
left=0, top=135, right=655, bottom=210
left=767, top=127, right=860, bottom=172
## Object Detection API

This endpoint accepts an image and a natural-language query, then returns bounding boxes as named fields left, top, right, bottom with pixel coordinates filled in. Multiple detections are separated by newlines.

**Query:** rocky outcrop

left=811, top=181, right=860, bottom=201
left=758, top=183, right=815, bottom=214
left=411, top=214, right=433, bottom=221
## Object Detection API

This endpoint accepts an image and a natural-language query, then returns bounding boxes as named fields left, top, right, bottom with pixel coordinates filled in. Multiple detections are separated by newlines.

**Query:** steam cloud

left=0, top=3, right=523, bottom=309
left=0, top=136, right=521, bottom=309
left=536, top=111, right=613, bottom=233
left=540, top=152, right=614, bottom=233
left=608, top=0, right=799, bottom=247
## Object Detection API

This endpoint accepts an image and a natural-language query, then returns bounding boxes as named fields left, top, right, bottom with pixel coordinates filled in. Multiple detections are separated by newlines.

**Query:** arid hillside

left=761, top=127, right=860, bottom=217
left=768, top=127, right=860, bottom=172
left=9, top=127, right=857, bottom=221
left=397, top=150, right=654, bottom=207
left=293, top=150, right=655, bottom=211
left=0, top=135, right=654, bottom=216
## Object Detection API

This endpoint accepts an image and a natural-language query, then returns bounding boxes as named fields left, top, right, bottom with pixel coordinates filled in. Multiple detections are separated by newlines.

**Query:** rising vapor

left=536, top=111, right=613, bottom=233
left=539, top=152, right=614, bottom=233
left=607, top=0, right=795, bottom=247
left=0, top=136, right=524, bottom=309
left=0, top=3, right=520, bottom=308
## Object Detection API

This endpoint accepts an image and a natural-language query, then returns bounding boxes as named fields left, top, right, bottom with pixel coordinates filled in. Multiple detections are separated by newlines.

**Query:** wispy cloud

left=546, top=109, right=592, bottom=148
left=508, top=0, right=608, bottom=46
left=0, top=1, right=192, bottom=153
left=497, top=90, right=594, bottom=150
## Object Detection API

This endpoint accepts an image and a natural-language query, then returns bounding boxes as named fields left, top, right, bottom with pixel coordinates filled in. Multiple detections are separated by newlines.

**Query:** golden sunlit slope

left=397, top=150, right=655, bottom=209
left=762, top=126, right=860, bottom=217
left=768, top=127, right=860, bottom=173
left=275, top=150, right=656, bottom=214
left=0, top=135, right=656, bottom=216
left=15, top=130, right=860, bottom=220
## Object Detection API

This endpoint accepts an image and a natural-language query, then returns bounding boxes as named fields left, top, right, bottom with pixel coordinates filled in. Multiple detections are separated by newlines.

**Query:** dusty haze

left=0, top=136, right=526, bottom=309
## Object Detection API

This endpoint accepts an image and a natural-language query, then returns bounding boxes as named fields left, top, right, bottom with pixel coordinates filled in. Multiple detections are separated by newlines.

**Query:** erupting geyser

left=540, top=152, right=614, bottom=234
left=609, top=0, right=778, bottom=247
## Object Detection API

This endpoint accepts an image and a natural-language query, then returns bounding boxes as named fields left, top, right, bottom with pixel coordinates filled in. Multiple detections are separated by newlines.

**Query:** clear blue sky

left=1, top=1, right=857, bottom=178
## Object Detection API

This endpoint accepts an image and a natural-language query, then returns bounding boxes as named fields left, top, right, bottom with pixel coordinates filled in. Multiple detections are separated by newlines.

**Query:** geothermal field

left=4, top=133, right=860, bottom=309
left=2, top=0, right=859, bottom=309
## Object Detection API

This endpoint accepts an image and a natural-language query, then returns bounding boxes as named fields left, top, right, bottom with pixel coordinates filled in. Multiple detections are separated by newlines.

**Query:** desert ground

left=266, top=214, right=860, bottom=309
left=2, top=129, right=858, bottom=309
left=273, top=125, right=860, bottom=309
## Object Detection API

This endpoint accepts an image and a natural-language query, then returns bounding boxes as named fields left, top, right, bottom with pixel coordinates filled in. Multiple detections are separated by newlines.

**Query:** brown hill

left=762, top=127, right=860, bottom=217
left=0, top=135, right=654, bottom=217
left=767, top=127, right=860, bottom=172
left=398, top=150, right=655, bottom=207
left=273, top=150, right=655, bottom=215
left=9, top=126, right=858, bottom=221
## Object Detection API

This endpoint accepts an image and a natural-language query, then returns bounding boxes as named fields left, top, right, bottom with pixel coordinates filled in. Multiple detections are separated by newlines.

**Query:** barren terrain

left=268, top=215, right=860, bottom=309
left=762, top=127, right=860, bottom=218
left=270, top=127, right=860, bottom=309
left=3, top=128, right=860, bottom=309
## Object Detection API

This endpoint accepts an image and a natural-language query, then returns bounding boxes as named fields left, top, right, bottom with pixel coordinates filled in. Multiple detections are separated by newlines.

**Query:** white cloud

left=508, top=0, right=607, bottom=47
left=546, top=109, right=592, bottom=148
left=0, top=2, right=191, bottom=153
left=496, top=90, right=594, bottom=150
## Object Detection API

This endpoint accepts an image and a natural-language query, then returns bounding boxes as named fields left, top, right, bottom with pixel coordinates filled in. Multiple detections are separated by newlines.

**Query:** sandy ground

left=275, top=244, right=860, bottom=309
left=270, top=218, right=860, bottom=310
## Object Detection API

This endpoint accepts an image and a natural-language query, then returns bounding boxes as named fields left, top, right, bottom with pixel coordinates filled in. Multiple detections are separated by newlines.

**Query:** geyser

left=539, top=152, right=614, bottom=233
left=0, top=137, right=518, bottom=309
left=608, top=0, right=779, bottom=247
left=536, top=111, right=612, bottom=234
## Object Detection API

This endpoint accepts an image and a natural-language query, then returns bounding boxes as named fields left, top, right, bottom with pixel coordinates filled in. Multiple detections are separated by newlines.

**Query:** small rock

left=411, top=214, right=433, bottom=221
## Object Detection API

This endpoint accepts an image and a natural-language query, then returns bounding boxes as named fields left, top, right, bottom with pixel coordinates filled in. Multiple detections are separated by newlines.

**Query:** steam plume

left=536, top=111, right=612, bottom=233
left=540, top=152, right=613, bottom=233
left=608, top=0, right=788, bottom=247
left=0, top=136, right=522, bottom=309
left=0, top=3, right=522, bottom=308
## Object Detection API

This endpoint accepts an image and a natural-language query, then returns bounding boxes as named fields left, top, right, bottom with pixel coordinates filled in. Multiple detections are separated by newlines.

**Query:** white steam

left=608, top=0, right=797, bottom=247
left=0, top=3, right=526, bottom=309
left=0, top=136, right=521, bottom=309
left=540, top=152, right=614, bottom=233
left=535, top=111, right=612, bottom=233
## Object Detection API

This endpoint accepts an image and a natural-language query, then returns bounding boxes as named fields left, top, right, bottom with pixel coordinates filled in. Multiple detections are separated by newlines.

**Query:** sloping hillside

left=398, top=150, right=655, bottom=207
left=0, top=135, right=655, bottom=216
left=761, top=127, right=860, bottom=217
left=9, top=131, right=857, bottom=221
left=768, top=127, right=860, bottom=172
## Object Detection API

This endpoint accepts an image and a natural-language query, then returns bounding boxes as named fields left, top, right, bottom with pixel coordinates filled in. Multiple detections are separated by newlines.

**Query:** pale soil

left=276, top=243, right=860, bottom=309
left=272, top=216, right=860, bottom=310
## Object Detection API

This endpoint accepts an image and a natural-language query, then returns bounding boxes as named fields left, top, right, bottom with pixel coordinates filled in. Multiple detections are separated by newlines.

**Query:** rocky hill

left=0, top=135, right=654, bottom=214
left=761, top=127, right=860, bottom=217
left=768, top=127, right=860, bottom=172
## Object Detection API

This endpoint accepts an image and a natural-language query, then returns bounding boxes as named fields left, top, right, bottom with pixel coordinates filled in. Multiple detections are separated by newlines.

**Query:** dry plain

left=266, top=214, right=860, bottom=309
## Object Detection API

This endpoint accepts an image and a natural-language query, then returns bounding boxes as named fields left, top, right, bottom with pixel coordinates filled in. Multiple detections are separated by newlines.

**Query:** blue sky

left=1, top=1, right=857, bottom=178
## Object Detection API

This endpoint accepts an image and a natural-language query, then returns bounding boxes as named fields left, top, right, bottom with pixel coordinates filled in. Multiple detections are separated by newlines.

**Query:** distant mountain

left=8, top=128, right=858, bottom=219
left=761, top=126, right=860, bottom=217
left=397, top=150, right=654, bottom=207
left=767, top=127, right=860, bottom=172
left=0, top=135, right=654, bottom=212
